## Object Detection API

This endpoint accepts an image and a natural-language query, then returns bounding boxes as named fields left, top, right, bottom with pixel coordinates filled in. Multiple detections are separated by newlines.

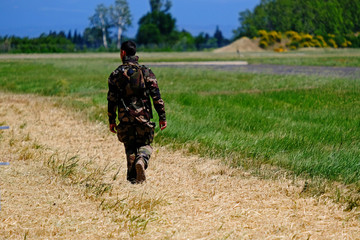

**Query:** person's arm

left=144, top=68, right=167, bottom=130
left=107, top=72, right=118, bottom=133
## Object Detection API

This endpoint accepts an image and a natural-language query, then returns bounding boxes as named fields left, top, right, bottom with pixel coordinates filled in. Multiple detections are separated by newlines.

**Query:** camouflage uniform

left=107, top=55, right=166, bottom=183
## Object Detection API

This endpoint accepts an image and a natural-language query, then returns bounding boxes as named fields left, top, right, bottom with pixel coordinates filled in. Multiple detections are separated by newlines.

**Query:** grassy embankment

left=0, top=51, right=359, bottom=190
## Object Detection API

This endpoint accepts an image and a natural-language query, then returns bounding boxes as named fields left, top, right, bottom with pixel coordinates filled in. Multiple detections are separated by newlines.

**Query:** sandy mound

left=214, top=37, right=263, bottom=53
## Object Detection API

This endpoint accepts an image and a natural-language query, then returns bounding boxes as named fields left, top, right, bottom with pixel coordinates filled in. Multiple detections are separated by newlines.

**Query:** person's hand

left=159, top=120, right=167, bottom=131
left=109, top=123, right=117, bottom=133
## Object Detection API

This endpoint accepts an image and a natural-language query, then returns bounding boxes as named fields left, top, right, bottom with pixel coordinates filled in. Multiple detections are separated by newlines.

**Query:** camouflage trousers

left=116, top=122, right=154, bottom=182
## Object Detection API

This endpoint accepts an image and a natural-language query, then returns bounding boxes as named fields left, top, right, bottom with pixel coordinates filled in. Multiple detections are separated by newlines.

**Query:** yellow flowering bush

left=268, top=31, right=282, bottom=43
left=310, top=39, right=322, bottom=48
left=341, top=40, right=352, bottom=48
left=328, top=39, right=338, bottom=48
left=256, top=30, right=352, bottom=50
left=315, top=35, right=327, bottom=47
left=301, top=34, right=313, bottom=42
left=259, top=40, right=268, bottom=48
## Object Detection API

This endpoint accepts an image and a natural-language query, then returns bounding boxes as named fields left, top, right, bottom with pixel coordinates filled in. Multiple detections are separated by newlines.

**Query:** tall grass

left=157, top=68, right=360, bottom=184
left=0, top=55, right=359, bottom=185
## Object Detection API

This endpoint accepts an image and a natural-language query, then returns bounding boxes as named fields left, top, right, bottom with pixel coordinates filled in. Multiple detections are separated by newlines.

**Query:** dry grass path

left=1, top=93, right=359, bottom=239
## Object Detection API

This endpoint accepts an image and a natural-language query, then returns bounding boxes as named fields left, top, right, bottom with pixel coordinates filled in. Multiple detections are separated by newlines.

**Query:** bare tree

left=90, top=4, right=109, bottom=49
left=109, top=0, right=132, bottom=49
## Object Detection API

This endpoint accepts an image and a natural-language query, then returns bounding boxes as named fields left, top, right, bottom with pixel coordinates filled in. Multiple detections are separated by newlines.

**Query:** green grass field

left=1, top=51, right=359, bottom=186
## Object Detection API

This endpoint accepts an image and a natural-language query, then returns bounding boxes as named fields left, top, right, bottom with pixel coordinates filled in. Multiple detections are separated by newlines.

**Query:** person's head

left=120, top=40, right=136, bottom=59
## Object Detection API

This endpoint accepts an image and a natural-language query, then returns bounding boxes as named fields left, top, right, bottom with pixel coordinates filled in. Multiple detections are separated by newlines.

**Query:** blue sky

left=0, top=0, right=260, bottom=39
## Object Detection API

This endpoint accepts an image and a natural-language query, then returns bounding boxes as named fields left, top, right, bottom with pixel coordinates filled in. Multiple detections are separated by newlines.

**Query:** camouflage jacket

left=107, top=55, right=166, bottom=126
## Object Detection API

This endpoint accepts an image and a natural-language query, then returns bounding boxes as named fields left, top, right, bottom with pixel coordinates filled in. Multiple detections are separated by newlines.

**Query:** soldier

left=107, top=40, right=167, bottom=184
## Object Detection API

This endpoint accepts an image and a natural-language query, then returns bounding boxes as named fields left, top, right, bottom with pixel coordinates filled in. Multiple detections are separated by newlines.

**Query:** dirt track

left=1, top=93, right=360, bottom=239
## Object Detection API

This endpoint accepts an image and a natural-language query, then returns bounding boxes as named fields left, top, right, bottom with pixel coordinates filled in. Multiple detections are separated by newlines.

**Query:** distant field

left=0, top=52, right=359, bottom=186
left=1, top=48, right=360, bottom=67
left=141, top=48, right=360, bottom=67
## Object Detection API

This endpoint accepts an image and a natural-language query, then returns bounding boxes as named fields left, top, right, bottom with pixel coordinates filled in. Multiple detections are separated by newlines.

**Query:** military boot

left=126, top=153, right=137, bottom=184
left=135, top=159, right=146, bottom=184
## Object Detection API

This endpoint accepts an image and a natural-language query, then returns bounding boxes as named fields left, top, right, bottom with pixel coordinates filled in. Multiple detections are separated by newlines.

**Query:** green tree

left=233, top=9, right=257, bottom=37
left=214, top=26, right=225, bottom=47
left=136, top=23, right=162, bottom=45
left=83, top=27, right=103, bottom=48
left=173, top=30, right=195, bottom=51
left=194, top=32, right=209, bottom=50
left=136, top=0, right=177, bottom=45
left=342, top=0, right=360, bottom=32
left=234, top=0, right=360, bottom=38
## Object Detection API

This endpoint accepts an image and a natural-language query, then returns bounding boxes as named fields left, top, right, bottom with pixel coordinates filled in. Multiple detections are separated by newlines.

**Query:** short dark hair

left=121, top=40, right=136, bottom=56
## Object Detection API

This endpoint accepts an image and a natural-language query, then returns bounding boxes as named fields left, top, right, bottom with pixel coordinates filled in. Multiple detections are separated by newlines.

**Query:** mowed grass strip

left=0, top=56, right=359, bottom=185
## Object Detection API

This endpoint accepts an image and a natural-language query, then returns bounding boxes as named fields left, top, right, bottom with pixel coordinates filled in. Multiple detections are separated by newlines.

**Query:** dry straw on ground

left=0, top=93, right=359, bottom=239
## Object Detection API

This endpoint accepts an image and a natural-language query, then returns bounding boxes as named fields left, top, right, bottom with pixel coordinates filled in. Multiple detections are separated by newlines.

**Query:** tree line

left=234, top=0, right=360, bottom=43
left=0, top=30, right=103, bottom=53
left=2, top=0, right=360, bottom=53
left=0, top=0, right=229, bottom=53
